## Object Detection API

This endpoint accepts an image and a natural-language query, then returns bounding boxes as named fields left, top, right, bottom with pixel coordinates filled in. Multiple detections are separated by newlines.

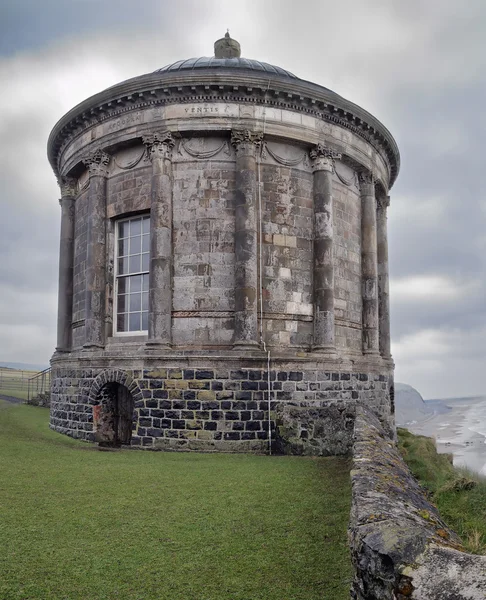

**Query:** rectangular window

left=115, top=215, right=150, bottom=334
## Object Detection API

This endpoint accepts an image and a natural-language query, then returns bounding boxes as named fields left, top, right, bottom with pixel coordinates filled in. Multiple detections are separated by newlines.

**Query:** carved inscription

left=107, top=112, right=143, bottom=132
left=184, top=105, right=220, bottom=114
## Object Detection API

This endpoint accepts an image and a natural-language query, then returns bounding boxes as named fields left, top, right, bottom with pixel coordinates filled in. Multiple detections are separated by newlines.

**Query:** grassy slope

left=398, top=428, right=486, bottom=554
left=0, top=401, right=352, bottom=600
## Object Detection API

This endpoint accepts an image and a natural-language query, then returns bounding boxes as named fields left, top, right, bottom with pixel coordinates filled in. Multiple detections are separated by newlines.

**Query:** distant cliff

left=395, top=382, right=433, bottom=426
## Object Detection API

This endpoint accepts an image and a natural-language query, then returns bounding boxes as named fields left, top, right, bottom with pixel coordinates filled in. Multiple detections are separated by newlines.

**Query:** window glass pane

left=117, top=313, right=128, bottom=332
left=118, top=278, right=128, bottom=294
left=118, top=221, right=129, bottom=239
left=129, top=293, right=141, bottom=312
left=142, top=234, right=150, bottom=253
left=129, top=254, right=141, bottom=274
left=118, top=257, right=129, bottom=275
left=131, top=275, right=142, bottom=292
left=129, top=235, right=142, bottom=256
left=115, top=215, right=150, bottom=334
left=118, top=238, right=129, bottom=257
left=130, top=219, right=142, bottom=237
left=129, top=313, right=141, bottom=331
left=117, top=294, right=127, bottom=312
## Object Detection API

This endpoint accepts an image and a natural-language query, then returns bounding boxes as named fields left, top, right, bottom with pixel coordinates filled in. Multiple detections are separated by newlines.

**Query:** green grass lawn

left=398, top=428, right=486, bottom=554
left=0, top=401, right=352, bottom=600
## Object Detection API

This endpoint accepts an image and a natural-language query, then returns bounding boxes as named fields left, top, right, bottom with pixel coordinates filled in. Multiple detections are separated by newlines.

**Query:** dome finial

left=214, top=31, right=241, bottom=59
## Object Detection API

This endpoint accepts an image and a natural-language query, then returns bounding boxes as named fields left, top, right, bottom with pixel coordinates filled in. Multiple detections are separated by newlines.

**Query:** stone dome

left=155, top=56, right=297, bottom=79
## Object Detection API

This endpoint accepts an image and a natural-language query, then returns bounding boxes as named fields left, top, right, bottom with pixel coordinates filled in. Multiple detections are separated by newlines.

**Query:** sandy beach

left=407, top=396, right=486, bottom=477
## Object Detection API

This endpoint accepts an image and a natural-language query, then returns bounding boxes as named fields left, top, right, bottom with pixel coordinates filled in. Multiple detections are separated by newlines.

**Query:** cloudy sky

left=1, top=0, right=485, bottom=398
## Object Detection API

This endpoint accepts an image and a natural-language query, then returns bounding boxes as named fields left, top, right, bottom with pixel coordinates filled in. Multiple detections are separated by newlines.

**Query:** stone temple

left=49, top=33, right=399, bottom=452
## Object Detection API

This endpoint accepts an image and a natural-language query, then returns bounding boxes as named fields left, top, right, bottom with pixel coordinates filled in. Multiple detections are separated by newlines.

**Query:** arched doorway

left=94, top=382, right=135, bottom=447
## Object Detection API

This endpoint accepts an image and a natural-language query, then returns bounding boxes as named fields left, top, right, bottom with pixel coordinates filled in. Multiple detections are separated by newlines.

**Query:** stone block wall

left=261, top=160, right=314, bottom=349
left=106, top=162, right=151, bottom=218
left=50, top=362, right=392, bottom=452
left=172, top=156, right=236, bottom=346
left=349, top=406, right=486, bottom=599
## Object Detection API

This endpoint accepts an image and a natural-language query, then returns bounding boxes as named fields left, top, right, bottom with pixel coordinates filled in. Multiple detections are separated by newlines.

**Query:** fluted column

left=231, top=130, right=262, bottom=348
left=359, top=171, right=380, bottom=354
left=82, top=149, right=110, bottom=348
left=310, top=144, right=341, bottom=353
left=377, top=193, right=391, bottom=358
left=56, top=176, right=77, bottom=352
left=143, top=132, right=175, bottom=347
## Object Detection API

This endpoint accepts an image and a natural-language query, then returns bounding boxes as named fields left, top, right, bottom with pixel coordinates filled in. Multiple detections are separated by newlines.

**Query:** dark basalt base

left=50, top=360, right=393, bottom=453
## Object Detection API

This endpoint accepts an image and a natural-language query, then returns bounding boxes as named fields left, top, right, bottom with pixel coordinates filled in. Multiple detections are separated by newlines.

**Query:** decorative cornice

left=83, top=149, right=111, bottom=177
left=231, top=129, right=264, bottom=156
left=57, top=176, right=77, bottom=198
left=47, top=76, right=400, bottom=186
left=143, top=131, right=175, bottom=160
left=309, top=143, right=342, bottom=173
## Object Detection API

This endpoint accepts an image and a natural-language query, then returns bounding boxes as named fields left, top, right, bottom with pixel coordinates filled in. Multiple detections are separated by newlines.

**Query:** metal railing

left=27, top=368, right=51, bottom=402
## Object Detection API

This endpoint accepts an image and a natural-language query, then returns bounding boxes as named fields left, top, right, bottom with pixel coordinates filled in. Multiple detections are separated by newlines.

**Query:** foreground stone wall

left=349, top=406, right=486, bottom=599
left=50, top=362, right=392, bottom=452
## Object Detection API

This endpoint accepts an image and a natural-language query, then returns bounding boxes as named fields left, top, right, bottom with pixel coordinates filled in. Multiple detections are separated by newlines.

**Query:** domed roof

left=155, top=56, right=297, bottom=79
left=47, top=32, right=400, bottom=186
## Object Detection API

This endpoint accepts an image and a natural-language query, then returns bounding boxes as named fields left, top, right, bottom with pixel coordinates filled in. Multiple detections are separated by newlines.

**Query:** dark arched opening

left=93, top=382, right=135, bottom=447
left=389, top=384, right=395, bottom=416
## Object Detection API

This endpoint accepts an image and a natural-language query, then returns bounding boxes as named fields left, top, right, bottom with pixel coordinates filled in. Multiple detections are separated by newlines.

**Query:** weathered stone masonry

left=51, top=363, right=392, bottom=452
left=49, top=34, right=399, bottom=452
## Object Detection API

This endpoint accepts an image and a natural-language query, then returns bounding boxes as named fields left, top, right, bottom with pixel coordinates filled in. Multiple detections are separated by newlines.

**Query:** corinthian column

left=56, top=176, right=77, bottom=352
left=82, top=149, right=110, bottom=348
left=377, top=193, right=391, bottom=358
left=310, top=144, right=341, bottom=353
left=359, top=170, right=380, bottom=354
left=231, top=130, right=263, bottom=348
left=143, top=132, right=175, bottom=347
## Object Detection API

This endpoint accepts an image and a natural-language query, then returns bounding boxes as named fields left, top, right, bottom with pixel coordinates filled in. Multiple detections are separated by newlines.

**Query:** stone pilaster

left=310, top=144, right=341, bottom=353
left=359, top=171, right=380, bottom=354
left=82, top=149, right=110, bottom=348
left=143, top=132, right=175, bottom=347
left=377, top=194, right=391, bottom=358
left=231, top=130, right=263, bottom=348
left=55, top=176, right=77, bottom=352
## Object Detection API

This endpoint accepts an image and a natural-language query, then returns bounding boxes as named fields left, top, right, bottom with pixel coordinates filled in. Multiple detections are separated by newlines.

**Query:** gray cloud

left=1, top=0, right=485, bottom=398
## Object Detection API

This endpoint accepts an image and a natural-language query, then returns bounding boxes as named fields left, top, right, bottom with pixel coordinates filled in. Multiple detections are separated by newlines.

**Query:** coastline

left=404, top=396, right=486, bottom=476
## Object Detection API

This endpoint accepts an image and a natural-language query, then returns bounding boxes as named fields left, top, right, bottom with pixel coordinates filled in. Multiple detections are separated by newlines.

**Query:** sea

left=406, top=395, right=486, bottom=477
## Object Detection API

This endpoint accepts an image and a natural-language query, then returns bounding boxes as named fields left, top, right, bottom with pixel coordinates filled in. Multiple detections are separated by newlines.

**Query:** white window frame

left=113, top=214, right=150, bottom=336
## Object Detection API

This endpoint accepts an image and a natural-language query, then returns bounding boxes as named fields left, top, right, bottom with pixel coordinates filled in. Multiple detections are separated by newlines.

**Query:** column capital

left=143, top=131, right=175, bottom=161
left=358, top=169, right=375, bottom=188
left=231, top=129, right=264, bottom=156
left=309, top=144, right=341, bottom=173
left=377, top=194, right=391, bottom=212
left=57, top=176, right=77, bottom=199
left=83, top=149, right=110, bottom=177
